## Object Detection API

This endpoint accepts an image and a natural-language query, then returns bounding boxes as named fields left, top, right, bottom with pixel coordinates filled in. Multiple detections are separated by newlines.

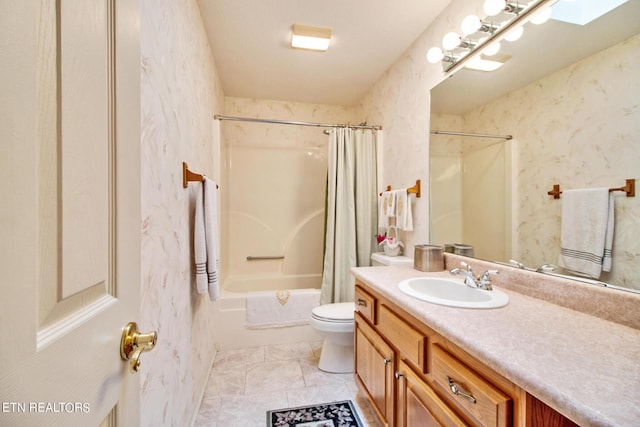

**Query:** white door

left=0, top=1, right=146, bottom=426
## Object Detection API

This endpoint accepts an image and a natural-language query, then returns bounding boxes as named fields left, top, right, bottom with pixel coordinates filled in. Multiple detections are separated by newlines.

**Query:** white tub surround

left=213, top=290, right=320, bottom=351
left=351, top=256, right=640, bottom=426
left=246, top=288, right=320, bottom=329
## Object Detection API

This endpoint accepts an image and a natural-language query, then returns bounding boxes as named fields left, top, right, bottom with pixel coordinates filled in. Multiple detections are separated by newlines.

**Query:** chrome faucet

left=536, top=263, right=558, bottom=273
left=450, top=262, right=499, bottom=290
left=509, top=259, right=526, bottom=269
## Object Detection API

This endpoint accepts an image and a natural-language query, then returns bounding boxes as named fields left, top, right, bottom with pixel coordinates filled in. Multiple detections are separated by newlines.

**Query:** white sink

left=398, top=277, right=509, bottom=309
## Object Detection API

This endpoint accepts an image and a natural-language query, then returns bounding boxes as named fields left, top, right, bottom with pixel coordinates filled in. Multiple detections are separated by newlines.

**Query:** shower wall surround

left=220, top=97, right=358, bottom=286
left=140, top=0, right=224, bottom=425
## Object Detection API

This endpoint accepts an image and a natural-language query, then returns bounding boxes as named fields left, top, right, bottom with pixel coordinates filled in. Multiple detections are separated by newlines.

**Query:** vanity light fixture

left=427, top=47, right=458, bottom=64
left=427, top=0, right=558, bottom=72
left=503, top=25, right=524, bottom=41
left=484, top=0, right=508, bottom=16
left=461, top=15, right=499, bottom=36
left=290, top=24, right=332, bottom=52
left=529, top=6, right=553, bottom=24
left=442, top=32, right=478, bottom=52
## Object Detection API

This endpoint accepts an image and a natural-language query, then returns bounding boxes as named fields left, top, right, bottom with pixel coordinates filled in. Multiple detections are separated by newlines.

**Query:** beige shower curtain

left=320, top=128, right=378, bottom=304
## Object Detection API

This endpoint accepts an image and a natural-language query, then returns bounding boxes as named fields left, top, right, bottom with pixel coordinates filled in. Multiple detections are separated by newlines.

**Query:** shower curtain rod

left=214, top=114, right=381, bottom=131
left=431, top=130, right=513, bottom=140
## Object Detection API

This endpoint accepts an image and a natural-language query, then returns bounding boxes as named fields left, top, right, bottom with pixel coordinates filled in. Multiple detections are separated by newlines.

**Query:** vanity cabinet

left=396, top=359, right=469, bottom=426
left=354, top=281, right=581, bottom=427
left=355, top=282, right=516, bottom=427
left=354, top=286, right=394, bottom=426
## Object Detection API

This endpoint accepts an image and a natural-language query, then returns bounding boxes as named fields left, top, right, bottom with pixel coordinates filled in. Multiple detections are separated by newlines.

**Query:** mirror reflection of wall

left=430, top=119, right=512, bottom=263
left=430, top=32, right=640, bottom=292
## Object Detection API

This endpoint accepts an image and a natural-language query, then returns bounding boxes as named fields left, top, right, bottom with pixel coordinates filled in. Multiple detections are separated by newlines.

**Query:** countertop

left=351, top=264, right=640, bottom=427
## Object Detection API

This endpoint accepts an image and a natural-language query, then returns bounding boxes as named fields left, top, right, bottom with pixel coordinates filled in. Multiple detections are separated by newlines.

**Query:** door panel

left=0, top=1, right=141, bottom=426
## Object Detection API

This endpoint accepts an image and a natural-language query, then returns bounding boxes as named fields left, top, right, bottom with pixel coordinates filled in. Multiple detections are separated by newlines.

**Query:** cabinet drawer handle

left=356, top=298, right=367, bottom=307
left=384, top=357, right=391, bottom=365
left=395, top=371, right=403, bottom=380
left=447, top=376, right=476, bottom=404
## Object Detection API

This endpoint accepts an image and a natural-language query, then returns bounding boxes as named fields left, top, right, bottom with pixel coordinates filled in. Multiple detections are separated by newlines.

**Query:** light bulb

left=503, top=25, right=524, bottom=41
left=483, top=41, right=501, bottom=56
left=461, top=15, right=481, bottom=35
left=484, top=0, right=506, bottom=16
left=427, top=47, right=444, bottom=63
left=442, top=32, right=461, bottom=50
left=530, top=7, right=552, bottom=24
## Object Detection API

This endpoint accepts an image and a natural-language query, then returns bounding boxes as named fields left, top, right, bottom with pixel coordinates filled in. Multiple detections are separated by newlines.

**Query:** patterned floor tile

left=196, top=341, right=379, bottom=426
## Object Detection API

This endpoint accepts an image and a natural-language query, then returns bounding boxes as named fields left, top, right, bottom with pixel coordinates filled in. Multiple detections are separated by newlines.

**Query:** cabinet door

left=355, top=313, right=395, bottom=427
left=397, top=361, right=470, bottom=427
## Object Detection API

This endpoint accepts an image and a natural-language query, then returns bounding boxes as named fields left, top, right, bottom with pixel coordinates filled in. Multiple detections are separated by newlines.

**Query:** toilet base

left=317, top=338, right=354, bottom=373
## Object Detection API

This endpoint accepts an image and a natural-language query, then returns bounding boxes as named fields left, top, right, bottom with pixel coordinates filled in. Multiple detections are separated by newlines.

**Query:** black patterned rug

left=267, top=400, right=364, bottom=427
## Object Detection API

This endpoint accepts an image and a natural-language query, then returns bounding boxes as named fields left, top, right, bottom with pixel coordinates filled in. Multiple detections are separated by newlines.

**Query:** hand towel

left=394, top=189, right=414, bottom=231
left=378, top=190, right=395, bottom=227
left=558, top=188, right=614, bottom=279
left=246, top=288, right=320, bottom=329
left=194, top=178, right=220, bottom=301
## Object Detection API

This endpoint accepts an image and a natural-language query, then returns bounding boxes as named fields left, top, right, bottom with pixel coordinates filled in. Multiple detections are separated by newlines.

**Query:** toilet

left=311, top=252, right=413, bottom=373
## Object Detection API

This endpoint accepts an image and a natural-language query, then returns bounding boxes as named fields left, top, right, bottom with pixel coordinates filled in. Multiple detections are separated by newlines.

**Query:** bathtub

left=213, top=274, right=322, bottom=350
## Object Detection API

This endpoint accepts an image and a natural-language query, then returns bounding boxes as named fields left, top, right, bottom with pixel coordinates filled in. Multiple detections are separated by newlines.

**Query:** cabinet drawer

left=432, top=345, right=512, bottom=427
left=355, top=286, right=376, bottom=324
left=378, top=305, right=426, bottom=371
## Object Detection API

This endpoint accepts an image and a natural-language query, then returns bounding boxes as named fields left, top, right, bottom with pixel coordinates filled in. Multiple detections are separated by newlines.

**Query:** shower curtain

left=320, top=128, right=378, bottom=304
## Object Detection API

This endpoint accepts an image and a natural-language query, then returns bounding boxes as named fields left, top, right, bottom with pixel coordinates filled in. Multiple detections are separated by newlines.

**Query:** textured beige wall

left=357, top=0, right=474, bottom=256
left=139, top=0, right=225, bottom=425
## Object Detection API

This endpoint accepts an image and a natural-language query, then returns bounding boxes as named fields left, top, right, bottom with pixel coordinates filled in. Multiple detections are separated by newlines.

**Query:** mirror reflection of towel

left=558, top=188, right=614, bottom=279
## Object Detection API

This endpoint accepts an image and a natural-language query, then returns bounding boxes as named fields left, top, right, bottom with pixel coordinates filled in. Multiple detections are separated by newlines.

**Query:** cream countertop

left=351, top=264, right=640, bottom=427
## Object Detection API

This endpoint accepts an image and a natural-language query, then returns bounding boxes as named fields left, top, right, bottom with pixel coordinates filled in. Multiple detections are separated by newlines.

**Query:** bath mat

left=267, top=400, right=363, bottom=427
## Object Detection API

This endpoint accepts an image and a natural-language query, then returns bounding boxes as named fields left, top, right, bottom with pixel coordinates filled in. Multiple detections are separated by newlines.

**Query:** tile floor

left=194, top=340, right=380, bottom=427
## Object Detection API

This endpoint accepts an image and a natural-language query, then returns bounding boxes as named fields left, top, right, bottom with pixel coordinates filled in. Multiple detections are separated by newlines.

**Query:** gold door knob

left=120, top=322, right=158, bottom=373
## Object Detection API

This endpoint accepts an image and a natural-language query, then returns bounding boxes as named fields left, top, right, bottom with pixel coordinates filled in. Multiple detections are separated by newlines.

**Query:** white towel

left=378, top=190, right=395, bottom=227
left=558, top=188, right=614, bottom=279
left=394, top=189, right=413, bottom=231
left=194, top=178, right=220, bottom=300
left=246, top=288, right=320, bottom=329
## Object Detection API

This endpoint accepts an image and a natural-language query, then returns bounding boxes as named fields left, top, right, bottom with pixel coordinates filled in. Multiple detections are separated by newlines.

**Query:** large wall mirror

left=429, top=0, right=640, bottom=292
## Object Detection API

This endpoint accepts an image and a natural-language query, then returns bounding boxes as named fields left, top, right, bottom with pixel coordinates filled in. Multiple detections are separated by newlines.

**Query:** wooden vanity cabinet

left=355, top=312, right=395, bottom=426
left=354, top=281, right=581, bottom=427
left=396, top=360, right=470, bottom=426
left=354, top=283, right=517, bottom=427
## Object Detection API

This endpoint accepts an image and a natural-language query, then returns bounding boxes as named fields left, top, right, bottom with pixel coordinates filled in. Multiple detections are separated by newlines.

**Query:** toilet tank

left=371, top=252, right=413, bottom=266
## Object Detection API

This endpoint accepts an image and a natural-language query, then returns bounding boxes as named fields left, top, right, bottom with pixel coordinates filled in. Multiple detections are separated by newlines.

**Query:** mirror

left=429, top=0, right=640, bottom=292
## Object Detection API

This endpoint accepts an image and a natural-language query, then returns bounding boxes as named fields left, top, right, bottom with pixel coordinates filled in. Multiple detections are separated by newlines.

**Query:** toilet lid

left=312, top=302, right=355, bottom=322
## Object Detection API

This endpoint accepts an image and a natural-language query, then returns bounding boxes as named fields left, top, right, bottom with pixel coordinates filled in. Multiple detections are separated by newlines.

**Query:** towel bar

left=182, top=162, right=218, bottom=189
left=246, top=255, right=285, bottom=261
left=547, top=179, right=635, bottom=199
left=378, top=179, right=421, bottom=198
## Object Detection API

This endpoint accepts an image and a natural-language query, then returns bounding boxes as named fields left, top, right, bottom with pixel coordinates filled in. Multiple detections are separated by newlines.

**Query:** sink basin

left=398, top=277, right=509, bottom=309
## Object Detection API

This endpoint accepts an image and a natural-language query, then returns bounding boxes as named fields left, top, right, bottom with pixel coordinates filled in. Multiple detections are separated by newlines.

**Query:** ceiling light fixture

left=465, top=55, right=510, bottom=71
left=291, top=24, right=332, bottom=52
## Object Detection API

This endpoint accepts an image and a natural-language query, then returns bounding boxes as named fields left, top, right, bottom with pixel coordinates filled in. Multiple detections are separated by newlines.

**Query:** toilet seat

left=311, top=302, right=355, bottom=323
